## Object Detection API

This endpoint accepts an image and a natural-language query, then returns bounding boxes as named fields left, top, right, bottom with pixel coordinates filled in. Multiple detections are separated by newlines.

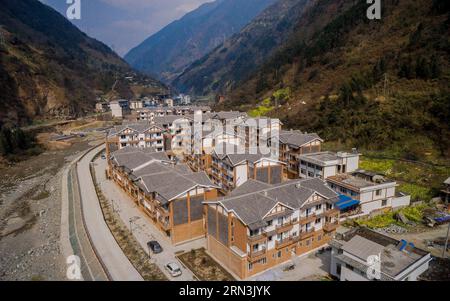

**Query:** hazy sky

left=40, top=0, right=212, bottom=56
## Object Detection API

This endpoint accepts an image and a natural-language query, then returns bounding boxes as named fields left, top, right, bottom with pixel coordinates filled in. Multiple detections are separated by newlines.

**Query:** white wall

left=235, top=164, right=248, bottom=187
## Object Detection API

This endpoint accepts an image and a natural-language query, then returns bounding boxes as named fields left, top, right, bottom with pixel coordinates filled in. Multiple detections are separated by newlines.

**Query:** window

left=316, top=204, right=322, bottom=210
left=267, top=220, right=273, bottom=226
left=248, top=263, right=253, bottom=271
left=268, top=236, right=273, bottom=242
left=382, top=199, right=387, bottom=206
left=277, top=251, right=282, bottom=258
left=306, top=239, right=310, bottom=246
left=376, top=189, right=382, bottom=196
left=292, top=232, right=297, bottom=237
left=315, top=218, right=321, bottom=224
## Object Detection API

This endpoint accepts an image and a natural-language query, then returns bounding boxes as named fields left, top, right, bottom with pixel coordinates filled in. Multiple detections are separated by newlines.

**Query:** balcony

left=299, top=214, right=316, bottom=225
left=299, top=228, right=315, bottom=240
left=276, top=221, right=294, bottom=232
left=248, top=233, right=267, bottom=244
left=323, top=222, right=339, bottom=232
left=324, top=209, right=340, bottom=217
left=275, top=237, right=297, bottom=249
left=248, top=248, right=267, bottom=260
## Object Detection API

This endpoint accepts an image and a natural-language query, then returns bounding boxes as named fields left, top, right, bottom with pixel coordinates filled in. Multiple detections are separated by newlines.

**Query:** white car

left=165, top=262, right=182, bottom=277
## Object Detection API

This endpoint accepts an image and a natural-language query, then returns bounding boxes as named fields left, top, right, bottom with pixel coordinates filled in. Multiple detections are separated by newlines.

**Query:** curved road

left=74, top=144, right=142, bottom=281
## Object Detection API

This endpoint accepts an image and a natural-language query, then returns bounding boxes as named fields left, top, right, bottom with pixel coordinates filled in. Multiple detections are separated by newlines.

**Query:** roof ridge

left=220, top=178, right=320, bottom=204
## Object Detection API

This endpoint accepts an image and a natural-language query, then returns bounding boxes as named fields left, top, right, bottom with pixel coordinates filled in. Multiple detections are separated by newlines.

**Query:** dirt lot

left=178, top=248, right=235, bottom=281
left=0, top=127, right=105, bottom=280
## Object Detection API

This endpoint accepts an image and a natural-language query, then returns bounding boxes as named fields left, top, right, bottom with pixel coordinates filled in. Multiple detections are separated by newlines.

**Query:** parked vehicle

left=165, top=262, right=182, bottom=277
left=147, top=241, right=163, bottom=254
left=101, top=154, right=106, bottom=160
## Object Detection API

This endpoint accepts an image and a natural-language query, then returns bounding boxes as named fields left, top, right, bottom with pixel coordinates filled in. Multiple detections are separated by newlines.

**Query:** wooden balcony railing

left=276, top=221, right=294, bottom=232
left=299, top=214, right=316, bottom=225
left=323, top=222, right=339, bottom=232
left=248, top=248, right=267, bottom=260
left=299, top=228, right=315, bottom=240
left=275, top=237, right=297, bottom=249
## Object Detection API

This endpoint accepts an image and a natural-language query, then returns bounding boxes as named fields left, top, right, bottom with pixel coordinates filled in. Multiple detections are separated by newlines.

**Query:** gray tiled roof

left=229, top=180, right=271, bottom=197
left=140, top=170, right=217, bottom=203
left=108, top=122, right=162, bottom=137
left=111, top=147, right=170, bottom=171
left=279, top=130, right=322, bottom=148
left=217, top=178, right=338, bottom=226
left=213, top=143, right=278, bottom=166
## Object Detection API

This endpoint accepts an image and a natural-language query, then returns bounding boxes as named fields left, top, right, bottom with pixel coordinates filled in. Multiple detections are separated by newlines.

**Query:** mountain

left=0, top=0, right=163, bottom=126
left=124, top=0, right=277, bottom=83
left=225, top=0, right=450, bottom=157
left=177, top=0, right=449, bottom=157
left=173, top=0, right=312, bottom=95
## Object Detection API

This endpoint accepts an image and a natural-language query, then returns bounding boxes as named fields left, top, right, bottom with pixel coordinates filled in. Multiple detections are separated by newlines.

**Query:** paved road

left=76, top=145, right=142, bottom=281
left=94, top=157, right=200, bottom=281
left=61, top=150, right=109, bottom=281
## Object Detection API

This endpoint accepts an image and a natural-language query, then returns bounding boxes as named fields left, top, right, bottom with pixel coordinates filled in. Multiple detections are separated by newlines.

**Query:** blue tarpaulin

left=336, top=195, right=360, bottom=210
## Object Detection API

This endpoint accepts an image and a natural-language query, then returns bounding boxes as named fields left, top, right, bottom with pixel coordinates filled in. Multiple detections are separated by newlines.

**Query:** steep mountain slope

left=173, top=0, right=312, bottom=94
left=223, top=0, right=450, bottom=157
left=125, top=0, right=276, bottom=83
left=0, top=0, right=162, bottom=126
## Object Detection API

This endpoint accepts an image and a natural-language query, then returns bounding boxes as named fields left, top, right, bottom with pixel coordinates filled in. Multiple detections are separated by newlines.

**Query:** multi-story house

left=277, top=130, right=324, bottom=179
left=329, top=227, right=431, bottom=281
left=106, top=122, right=166, bottom=155
left=326, top=169, right=411, bottom=216
left=234, top=117, right=282, bottom=148
left=298, top=151, right=360, bottom=180
left=184, top=128, right=243, bottom=173
left=204, top=178, right=340, bottom=279
left=130, top=100, right=144, bottom=110
left=108, top=146, right=219, bottom=244
left=210, top=144, right=285, bottom=193
left=110, top=99, right=131, bottom=119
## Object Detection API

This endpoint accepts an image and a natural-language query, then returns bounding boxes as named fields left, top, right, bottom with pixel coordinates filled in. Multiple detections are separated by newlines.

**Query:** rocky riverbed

left=0, top=133, right=103, bottom=280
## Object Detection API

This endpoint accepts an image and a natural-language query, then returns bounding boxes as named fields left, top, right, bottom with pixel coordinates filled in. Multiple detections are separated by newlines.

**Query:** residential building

left=210, top=143, right=286, bottom=193
left=277, top=130, right=324, bottom=179
left=165, top=98, right=174, bottom=107
left=130, top=100, right=144, bottom=110
left=298, top=151, right=360, bottom=180
left=234, top=117, right=282, bottom=148
left=326, top=170, right=411, bottom=216
left=204, top=178, right=340, bottom=279
left=107, top=146, right=219, bottom=244
left=106, top=122, right=166, bottom=155
left=110, top=99, right=130, bottom=118
left=329, top=227, right=431, bottom=281
left=95, top=102, right=109, bottom=113
left=184, top=129, right=243, bottom=173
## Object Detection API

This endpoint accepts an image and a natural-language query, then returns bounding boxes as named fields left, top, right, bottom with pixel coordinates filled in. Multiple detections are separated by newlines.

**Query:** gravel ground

left=0, top=134, right=103, bottom=281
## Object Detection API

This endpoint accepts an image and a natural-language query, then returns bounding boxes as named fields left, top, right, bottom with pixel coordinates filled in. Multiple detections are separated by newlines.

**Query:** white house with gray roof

left=329, top=227, right=431, bottom=281
left=298, top=151, right=360, bottom=180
